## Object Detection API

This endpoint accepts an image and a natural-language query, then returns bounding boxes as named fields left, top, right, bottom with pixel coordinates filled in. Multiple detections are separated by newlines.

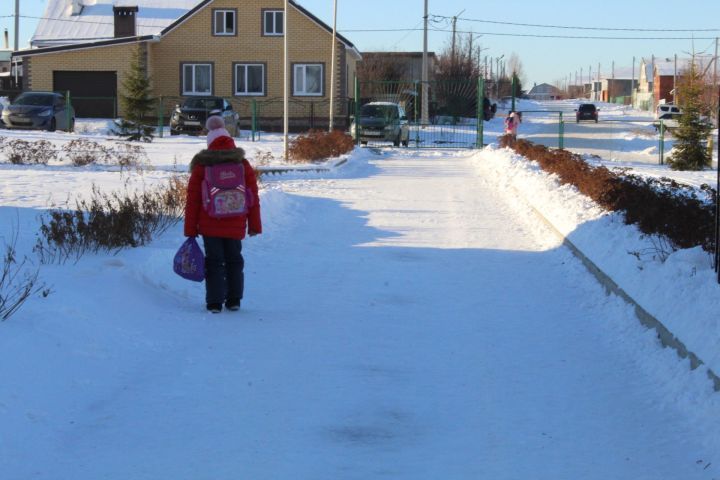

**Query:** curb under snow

left=475, top=146, right=720, bottom=392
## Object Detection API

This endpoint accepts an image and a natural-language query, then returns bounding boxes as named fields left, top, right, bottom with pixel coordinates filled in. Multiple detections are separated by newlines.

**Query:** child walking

left=504, top=111, right=519, bottom=142
left=184, top=116, right=262, bottom=313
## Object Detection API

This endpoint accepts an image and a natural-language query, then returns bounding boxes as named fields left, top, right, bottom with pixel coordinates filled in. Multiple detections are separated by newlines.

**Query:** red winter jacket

left=183, top=147, right=262, bottom=239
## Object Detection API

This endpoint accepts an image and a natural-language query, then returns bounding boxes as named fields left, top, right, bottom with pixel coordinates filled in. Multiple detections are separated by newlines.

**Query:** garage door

left=53, top=71, right=117, bottom=118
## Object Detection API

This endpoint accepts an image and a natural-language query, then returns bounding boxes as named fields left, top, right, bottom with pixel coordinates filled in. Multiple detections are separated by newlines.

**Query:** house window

left=214, top=10, right=236, bottom=35
left=182, top=63, right=212, bottom=95
left=293, top=64, right=323, bottom=96
left=263, top=10, right=283, bottom=36
left=234, top=63, right=265, bottom=96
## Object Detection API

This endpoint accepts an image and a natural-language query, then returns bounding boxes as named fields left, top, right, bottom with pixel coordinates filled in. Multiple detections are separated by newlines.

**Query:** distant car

left=1, top=91, right=75, bottom=131
left=653, top=104, right=682, bottom=131
left=170, top=96, right=239, bottom=136
left=575, top=103, right=598, bottom=123
left=351, top=102, right=410, bottom=147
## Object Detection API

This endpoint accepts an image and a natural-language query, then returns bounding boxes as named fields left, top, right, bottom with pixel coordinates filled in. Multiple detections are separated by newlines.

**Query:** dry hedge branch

left=503, top=137, right=716, bottom=252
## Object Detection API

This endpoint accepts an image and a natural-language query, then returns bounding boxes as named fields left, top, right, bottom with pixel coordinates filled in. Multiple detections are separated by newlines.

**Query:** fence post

left=65, top=91, right=72, bottom=132
left=157, top=96, right=164, bottom=138
left=415, top=80, right=421, bottom=147
left=354, top=77, right=360, bottom=146
left=659, top=120, right=665, bottom=165
left=477, top=78, right=484, bottom=149
left=559, top=111, right=564, bottom=149
left=251, top=99, right=257, bottom=142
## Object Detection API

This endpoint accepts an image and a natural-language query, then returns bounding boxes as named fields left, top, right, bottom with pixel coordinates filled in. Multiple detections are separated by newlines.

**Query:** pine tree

left=668, top=60, right=712, bottom=170
left=115, top=45, right=156, bottom=142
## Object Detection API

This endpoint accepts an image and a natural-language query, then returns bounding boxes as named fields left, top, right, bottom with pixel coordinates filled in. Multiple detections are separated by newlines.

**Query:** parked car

left=0, top=91, right=75, bottom=131
left=575, top=103, right=598, bottom=123
left=351, top=102, right=410, bottom=147
left=170, top=96, right=239, bottom=136
left=653, top=104, right=682, bottom=131
left=656, top=104, right=682, bottom=119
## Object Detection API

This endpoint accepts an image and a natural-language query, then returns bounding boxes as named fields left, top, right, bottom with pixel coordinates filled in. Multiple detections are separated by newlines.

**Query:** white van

left=653, top=104, right=682, bottom=131
left=656, top=104, right=682, bottom=120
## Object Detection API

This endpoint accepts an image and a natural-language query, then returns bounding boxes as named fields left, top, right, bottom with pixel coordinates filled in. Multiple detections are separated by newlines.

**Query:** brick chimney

left=70, top=0, right=83, bottom=16
left=113, top=6, right=139, bottom=38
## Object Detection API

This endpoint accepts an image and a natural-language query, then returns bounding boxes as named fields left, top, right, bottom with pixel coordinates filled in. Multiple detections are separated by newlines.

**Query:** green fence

left=155, top=95, right=351, bottom=140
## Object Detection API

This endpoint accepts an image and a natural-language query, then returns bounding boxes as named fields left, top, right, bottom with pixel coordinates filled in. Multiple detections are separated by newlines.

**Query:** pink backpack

left=201, top=163, right=253, bottom=218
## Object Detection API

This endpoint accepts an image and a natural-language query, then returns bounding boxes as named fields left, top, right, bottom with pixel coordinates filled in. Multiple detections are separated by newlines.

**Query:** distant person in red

left=504, top=111, right=519, bottom=142
left=184, top=116, right=262, bottom=313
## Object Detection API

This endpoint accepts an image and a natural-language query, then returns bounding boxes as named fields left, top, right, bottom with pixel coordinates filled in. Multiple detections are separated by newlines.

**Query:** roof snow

left=31, top=0, right=198, bottom=47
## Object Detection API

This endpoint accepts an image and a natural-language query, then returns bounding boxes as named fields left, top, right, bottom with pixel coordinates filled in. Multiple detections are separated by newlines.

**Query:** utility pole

left=421, top=0, right=429, bottom=125
left=597, top=62, right=601, bottom=101
left=450, top=9, right=465, bottom=65
left=674, top=53, right=678, bottom=105
left=328, top=0, right=337, bottom=131
left=651, top=54, right=655, bottom=112
left=283, top=0, right=289, bottom=160
left=632, top=56, right=636, bottom=108
left=451, top=16, right=457, bottom=63
left=14, top=0, right=19, bottom=51
left=715, top=38, right=719, bottom=127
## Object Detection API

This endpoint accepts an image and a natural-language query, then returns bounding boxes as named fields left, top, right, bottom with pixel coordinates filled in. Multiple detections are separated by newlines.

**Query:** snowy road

left=2, top=148, right=716, bottom=479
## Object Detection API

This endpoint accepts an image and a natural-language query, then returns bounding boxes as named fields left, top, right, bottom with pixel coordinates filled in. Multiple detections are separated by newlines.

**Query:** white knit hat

left=206, top=116, right=231, bottom=147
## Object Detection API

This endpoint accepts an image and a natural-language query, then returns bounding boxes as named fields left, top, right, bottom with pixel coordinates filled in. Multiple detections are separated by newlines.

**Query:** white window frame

left=293, top=63, right=323, bottom=97
left=234, top=63, right=265, bottom=96
left=214, top=9, right=236, bottom=35
left=263, top=10, right=284, bottom=36
left=182, top=63, right=213, bottom=96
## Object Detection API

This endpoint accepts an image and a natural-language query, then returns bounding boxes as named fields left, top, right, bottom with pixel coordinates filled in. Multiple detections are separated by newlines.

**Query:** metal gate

left=356, top=79, right=483, bottom=148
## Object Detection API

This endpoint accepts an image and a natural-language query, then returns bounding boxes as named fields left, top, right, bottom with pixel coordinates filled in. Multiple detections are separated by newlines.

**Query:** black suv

left=170, top=96, right=239, bottom=136
left=575, top=103, right=598, bottom=123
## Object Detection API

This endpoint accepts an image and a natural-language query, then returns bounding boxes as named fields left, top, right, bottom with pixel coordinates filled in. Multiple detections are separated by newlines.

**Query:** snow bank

left=472, top=145, right=720, bottom=377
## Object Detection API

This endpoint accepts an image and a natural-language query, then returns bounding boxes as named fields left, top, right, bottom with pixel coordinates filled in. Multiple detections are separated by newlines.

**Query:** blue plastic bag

left=173, top=237, right=205, bottom=282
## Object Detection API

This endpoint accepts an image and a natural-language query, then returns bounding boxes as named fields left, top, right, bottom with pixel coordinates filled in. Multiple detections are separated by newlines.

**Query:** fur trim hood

left=189, top=147, right=246, bottom=171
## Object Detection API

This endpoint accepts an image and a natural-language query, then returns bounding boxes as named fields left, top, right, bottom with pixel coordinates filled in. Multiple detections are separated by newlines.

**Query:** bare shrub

left=253, top=149, right=276, bottom=166
left=61, top=138, right=112, bottom=166
left=35, top=175, right=188, bottom=264
left=5, top=139, right=57, bottom=165
left=1, top=230, right=48, bottom=321
left=504, top=138, right=716, bottom=252
left=288, top=129, right=354, bottom=162
left=109, top=142, right=149, bottom=171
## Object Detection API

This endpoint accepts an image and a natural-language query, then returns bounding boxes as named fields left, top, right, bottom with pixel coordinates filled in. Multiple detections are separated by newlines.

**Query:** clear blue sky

left=3, top=0, right=720, bottom=86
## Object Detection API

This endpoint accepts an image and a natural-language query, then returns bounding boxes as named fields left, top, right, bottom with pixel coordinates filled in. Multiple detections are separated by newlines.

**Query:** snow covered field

left=1, top=101, right=719, bottom=478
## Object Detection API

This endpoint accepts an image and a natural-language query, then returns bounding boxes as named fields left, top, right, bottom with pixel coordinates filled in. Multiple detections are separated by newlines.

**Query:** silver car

left=1, top=92, right=75, bottom=131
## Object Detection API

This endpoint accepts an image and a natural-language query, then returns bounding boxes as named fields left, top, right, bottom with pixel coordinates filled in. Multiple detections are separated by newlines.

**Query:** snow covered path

left=2, top=149, right=716, bottom=479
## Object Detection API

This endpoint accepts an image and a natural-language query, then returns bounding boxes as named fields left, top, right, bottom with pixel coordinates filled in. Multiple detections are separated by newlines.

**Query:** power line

left=438, top=28, right=719, bottom=40
left=390, top=19, right=423, bottom=49
left=340, top=26, right=718, bottom=40
left=433, top=14, right=720, bottom=32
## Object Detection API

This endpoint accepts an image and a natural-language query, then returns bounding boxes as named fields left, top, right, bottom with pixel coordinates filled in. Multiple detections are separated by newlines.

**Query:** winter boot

left=207, top=303, right=223, bottom=314
left=225, top=298, right=241, bottom=311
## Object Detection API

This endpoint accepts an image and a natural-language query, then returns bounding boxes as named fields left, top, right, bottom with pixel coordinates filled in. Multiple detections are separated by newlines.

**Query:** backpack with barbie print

left=201, top=162, right=253, bottom=218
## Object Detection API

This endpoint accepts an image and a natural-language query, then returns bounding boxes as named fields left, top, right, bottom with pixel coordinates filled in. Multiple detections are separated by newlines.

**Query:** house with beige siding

left=13, top=0, right=361, bottom=129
